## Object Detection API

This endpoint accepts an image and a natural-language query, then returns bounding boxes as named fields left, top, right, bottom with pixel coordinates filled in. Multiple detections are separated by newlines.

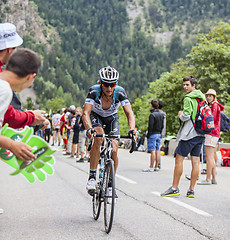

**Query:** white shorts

left=79, top=130, right=87, bottom=153
left=205, top=135, right=219, bottom=147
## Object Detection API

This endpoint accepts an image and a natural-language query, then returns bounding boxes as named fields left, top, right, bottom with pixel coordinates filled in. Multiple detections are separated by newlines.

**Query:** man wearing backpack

left=161, top=76, right=206, bottom=198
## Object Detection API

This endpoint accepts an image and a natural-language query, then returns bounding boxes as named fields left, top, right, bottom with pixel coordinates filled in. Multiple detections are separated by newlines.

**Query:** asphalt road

left=0, top=146, right=230, bottom=240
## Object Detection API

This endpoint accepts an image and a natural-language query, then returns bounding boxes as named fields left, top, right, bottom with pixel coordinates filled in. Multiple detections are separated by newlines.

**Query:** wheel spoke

left=92, top=182, right=101, bottom=220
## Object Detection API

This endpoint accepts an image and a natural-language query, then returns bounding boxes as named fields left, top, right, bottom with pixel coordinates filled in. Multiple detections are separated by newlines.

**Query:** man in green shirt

left=161, top=76, right=206, bottom=198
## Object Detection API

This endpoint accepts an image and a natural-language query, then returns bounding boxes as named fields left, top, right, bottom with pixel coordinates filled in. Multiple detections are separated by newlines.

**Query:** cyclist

left=82, top=66, right=136, bottom=196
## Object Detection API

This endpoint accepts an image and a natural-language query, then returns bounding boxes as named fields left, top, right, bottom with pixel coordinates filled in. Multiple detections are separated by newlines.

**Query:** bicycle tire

left=104, top=160, right=115, bottom=233
left=92, top=182, right=102, bottom=220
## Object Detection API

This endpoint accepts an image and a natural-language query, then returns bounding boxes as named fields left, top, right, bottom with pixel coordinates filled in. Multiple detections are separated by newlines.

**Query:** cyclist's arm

left=123, top=104, right=135, bottom=131
left=82, top=103, right=93, bottom=131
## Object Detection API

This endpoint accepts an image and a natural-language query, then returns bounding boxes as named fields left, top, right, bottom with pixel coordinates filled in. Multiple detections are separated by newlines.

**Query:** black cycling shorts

left=90, top=111, right=120, bottom=135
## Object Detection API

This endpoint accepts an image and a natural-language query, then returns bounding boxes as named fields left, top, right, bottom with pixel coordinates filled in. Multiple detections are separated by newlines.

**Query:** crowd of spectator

left=41, top=106, right=90, bottom=162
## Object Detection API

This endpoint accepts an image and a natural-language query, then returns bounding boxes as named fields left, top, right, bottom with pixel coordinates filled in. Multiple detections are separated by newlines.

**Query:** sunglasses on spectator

left=101, top=82, right=117, bottom=88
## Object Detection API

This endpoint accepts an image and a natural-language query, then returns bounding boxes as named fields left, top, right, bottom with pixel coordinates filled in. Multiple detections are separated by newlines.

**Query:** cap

left=0, top=23, right=23, bottom=50
left=69, top=105, right=75, bottom=111
left=65, top=112, right=70, bottom=117
left=205, top=89, right=217, bottom=98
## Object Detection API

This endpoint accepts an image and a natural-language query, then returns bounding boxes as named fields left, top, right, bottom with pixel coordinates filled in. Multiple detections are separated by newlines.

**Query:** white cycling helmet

left=99, top=66, right=119, bottom=83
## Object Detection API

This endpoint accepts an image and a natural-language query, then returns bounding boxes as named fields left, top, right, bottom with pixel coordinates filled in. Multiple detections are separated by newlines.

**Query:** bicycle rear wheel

left=104, top=160, right=115, bottom=233
left=92, top=182, right=102, bottom=220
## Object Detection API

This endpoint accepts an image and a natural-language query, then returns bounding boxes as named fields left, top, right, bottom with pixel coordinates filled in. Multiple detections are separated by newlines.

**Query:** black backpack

left=220, top=112, right=230, bottom=132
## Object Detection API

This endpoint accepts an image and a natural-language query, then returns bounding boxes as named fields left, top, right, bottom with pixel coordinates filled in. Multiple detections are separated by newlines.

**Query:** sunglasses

left=101, top=82, right=116, bottom=88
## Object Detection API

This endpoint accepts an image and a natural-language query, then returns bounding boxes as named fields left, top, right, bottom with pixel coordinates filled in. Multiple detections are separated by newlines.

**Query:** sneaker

left=58, top=142, right=60, bottom=146
left=0, top=208, right=3, bottom=214
left=76, top=158, right=84, bottom=163
left=69, top=154, right=75, bottom=158
left=212, top=180, right=217, bottom=184
left=185, top=174, right=199, bottom=180
left=86, top=178, right=97, bottom=196
left=142, top=168, right=154, bottom=172
left=154, top=167, right=160, bottom=171
left=186, top=189, right=195, bottom=198
left=161, top=187, right=180, bottom=197
left=201, top=169, right=207, bottom=174
left=197, top=180, right=211, bottom=185
left=158, top=162, right=161, bottom=169
left=51, top=143, right=54, bottom=146
left=63, top=152, right=71, bottom=155
left=107, top=187, right=118, bottom=204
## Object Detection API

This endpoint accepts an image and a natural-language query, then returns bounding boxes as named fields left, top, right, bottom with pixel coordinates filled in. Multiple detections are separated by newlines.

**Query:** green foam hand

left=0, top=124, right=56, bottom=183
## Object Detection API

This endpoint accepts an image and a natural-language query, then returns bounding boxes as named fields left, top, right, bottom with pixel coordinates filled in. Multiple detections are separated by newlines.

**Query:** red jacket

left=0, top=60, right=3, bottom=72
left=3, top=105, right=35, bottom=128
left=209, top=101, right=225, bottom=138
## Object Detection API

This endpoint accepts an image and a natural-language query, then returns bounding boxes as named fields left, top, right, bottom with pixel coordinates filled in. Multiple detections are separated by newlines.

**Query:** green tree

left=168, top=34, right=183, bottom=63
left=188, top=22, right=230, bottom=104
left=149, top=59, right=194, bottom=135
left=188, top=22, right=230, bottom=141
left=145, top=21, right=230, bottom=141
left=45, top=97, right=65, bottom=112
left=24, top=97, right=35, bottom=110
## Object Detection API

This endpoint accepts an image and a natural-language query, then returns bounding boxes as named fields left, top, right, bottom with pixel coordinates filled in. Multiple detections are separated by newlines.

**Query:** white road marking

left=116, top=174, right=137, bottom=184
left=152, top=191, right=212, bottom=217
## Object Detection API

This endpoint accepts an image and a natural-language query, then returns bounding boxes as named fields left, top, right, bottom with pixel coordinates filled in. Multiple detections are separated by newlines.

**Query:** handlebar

left=87, top=134, right=137, bottom=153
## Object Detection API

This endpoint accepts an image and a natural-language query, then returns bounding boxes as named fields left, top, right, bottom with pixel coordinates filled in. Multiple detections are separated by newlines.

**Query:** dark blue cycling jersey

left=85, top=84, right=130, bottom=117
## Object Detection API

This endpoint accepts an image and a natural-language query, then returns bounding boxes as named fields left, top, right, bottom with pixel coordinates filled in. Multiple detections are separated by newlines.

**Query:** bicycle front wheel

left=92, top=182, right=102, bottom=220
left=104, top=160, right=115, bottom=233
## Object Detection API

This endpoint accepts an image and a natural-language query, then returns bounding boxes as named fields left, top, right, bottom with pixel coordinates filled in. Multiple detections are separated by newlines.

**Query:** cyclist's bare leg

left=112, top=139, right=119, bottom=173
left=89, top=126, right=104, bottom=169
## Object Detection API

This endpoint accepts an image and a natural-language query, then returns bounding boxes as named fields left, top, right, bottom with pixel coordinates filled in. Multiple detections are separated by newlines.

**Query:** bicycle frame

left=91, top=133, right=136, bottom=233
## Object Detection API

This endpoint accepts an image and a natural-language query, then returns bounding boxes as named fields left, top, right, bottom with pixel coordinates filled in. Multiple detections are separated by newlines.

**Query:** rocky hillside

left=0, top=0, right=60, bottom=106
left=1, top=0, right=59, bottom=49
left=126, top=0, right=174, bottom=46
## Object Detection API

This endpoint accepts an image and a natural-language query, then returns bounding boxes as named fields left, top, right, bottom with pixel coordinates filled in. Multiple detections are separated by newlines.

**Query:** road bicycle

left=88, top=132, right=136, bottom=233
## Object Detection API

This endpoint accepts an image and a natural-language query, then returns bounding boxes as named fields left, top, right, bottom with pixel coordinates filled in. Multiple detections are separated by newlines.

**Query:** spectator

left=76, top=107, right=88, bottom=162
left=198, top=89, right=224, bottom=185
left=158, top=100, right=166, bottom=169
left=60, top=108, right=66, bottom=137
left=0, top=48, right=40, bottom=212
left=158, top=101, right=166, bottom=138
left=51, top=110, right=61, bottom=146
left=161, top=76, right=206, bottom=198
left=36, top=128, right=43, bottom=139
left=60, top=109, right=68, bottom=150
left=143, top=100, right=164, bottom=172
left=44, top=114, right=52, bottom=143
left=64, top=105, right=76, bottom=153
left=65, top=110, right=76, bottom=155
left=71, top=107, right=81, bottom=158
left=0, top=22, right=45, bottom=129
left=0, top=48, right=41, bottom=144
